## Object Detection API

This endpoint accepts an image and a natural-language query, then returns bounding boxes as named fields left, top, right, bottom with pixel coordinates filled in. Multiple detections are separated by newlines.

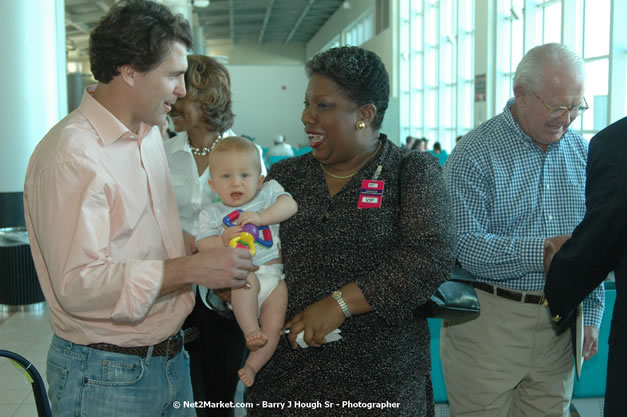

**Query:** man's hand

left=162, top=247, right=253, bottom=296
left=544, top=234, right=571, bottom=272
left=583, top=325, right=599, bottom=361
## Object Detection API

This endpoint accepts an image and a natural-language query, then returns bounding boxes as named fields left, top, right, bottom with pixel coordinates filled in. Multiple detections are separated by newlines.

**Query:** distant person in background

left=160, top=115, right=176, bottom=140
left=410, top=137, right=428, bottom=152
left=420, top=137, right=429, bottom=151
left=165, top=54, right=266, bottom=417
left=265, top=134, right=294, bottom=165
left=430, top=142, right=449, bottom=166
left=405, top=135, right=417, bottom=149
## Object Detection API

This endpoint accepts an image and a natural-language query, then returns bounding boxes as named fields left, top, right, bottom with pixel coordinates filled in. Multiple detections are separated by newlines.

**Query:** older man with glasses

left=441, top=43, right=604, bottom=417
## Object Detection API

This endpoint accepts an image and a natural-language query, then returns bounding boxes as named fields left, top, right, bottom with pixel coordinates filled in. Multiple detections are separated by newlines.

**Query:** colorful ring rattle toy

left=223, top=210, right=274, bottom=255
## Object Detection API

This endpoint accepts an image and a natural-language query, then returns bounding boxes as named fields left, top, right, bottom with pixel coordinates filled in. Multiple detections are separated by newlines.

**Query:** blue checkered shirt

left=444, top=98, right=604, bottom=327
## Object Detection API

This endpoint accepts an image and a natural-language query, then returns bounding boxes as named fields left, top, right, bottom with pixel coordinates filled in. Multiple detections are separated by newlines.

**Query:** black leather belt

left=472, top=282, right=547, bottom=305
left=88, top=327, right=200, bottom=359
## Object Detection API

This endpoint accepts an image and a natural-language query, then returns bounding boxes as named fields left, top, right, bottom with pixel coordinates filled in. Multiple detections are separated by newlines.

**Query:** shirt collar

left=168, top=131, right=191, bottom=154
left=78, top=85, right=154, bottom=145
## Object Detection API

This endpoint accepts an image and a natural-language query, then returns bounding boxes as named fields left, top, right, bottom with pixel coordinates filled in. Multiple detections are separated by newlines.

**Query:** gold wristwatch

left=332, top=290, right=352, bottom=318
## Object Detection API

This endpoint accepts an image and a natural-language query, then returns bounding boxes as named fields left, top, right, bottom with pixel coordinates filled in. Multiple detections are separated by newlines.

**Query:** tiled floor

left=0, top=306, right=604, bottom=417
left=0, top=306, right=52, bottom=417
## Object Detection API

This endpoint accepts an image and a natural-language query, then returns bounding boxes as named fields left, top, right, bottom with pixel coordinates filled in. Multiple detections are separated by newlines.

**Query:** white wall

left=209, top=41, right=306, bottom=65
left=227, top=65, right=309, bottom=149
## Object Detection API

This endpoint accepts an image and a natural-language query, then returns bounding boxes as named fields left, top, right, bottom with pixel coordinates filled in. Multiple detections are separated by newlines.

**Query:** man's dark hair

left=89, top=0, right=192, bottom=83
left=305, top=46, right=389, bottom=130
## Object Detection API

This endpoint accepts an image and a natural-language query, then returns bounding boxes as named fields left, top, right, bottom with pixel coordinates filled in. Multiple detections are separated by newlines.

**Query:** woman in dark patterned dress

left=247, top=46, right=455, bottom=417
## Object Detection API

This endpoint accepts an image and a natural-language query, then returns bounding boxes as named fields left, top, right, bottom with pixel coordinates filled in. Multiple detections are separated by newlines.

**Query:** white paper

left=285, top=329, right=342, bottom=348
left=575, top=303, right=584, bottom=379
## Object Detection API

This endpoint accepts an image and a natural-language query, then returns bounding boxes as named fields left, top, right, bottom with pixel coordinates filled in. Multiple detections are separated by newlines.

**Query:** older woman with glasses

left=441, top=43, right=604, bottom=417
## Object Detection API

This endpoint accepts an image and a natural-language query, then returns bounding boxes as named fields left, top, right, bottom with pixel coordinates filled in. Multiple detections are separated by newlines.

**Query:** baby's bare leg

left=231, top=271, right=267, bottom=351
left=238, top=280, right=288, bottom=387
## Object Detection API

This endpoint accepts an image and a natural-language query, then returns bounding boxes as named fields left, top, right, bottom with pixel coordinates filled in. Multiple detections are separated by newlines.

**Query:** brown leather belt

left=88, top=327, right=200, bottom=360
left=472, top=282, right=547, bottom=305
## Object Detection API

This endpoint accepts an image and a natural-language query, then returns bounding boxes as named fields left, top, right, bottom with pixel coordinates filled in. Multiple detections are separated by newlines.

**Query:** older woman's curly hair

left=89, top=0, right=192, bottom=83
left=185, top=55, right=234, bottom=134
left=305, top=46, right=389, bottom=129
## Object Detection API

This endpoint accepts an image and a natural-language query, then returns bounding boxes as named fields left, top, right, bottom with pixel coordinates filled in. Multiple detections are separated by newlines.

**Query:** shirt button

left=156, top=208, right=161, bottom=215
left=547, top=214, right=553, bottom=221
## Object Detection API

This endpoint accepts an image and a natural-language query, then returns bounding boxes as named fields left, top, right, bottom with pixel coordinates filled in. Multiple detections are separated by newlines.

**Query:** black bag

left=398, top=151, right=480, bottom=319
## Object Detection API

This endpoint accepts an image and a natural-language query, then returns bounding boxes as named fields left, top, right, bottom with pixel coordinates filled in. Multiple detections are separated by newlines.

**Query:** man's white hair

left=513, top=43, right=585, bottom=93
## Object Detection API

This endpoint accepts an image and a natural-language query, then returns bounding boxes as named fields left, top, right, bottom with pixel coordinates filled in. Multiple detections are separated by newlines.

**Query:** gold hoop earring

left=355, top=120, right=366, bottom=130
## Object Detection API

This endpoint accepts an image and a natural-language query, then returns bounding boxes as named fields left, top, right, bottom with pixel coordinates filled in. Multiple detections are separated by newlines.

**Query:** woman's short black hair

left=305, top=46, right=389, bottom=129
left=89, top=0, right=192, bottom=83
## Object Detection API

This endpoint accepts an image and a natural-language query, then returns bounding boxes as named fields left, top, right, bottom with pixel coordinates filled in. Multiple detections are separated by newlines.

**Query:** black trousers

left=184, top=289, right=247, bottom=417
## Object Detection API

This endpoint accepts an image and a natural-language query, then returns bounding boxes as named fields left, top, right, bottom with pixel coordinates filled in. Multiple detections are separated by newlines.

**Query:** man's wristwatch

left=332, top=290, right=352, bottom=318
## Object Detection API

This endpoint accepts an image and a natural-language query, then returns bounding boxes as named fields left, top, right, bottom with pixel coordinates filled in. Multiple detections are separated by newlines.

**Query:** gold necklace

left=320, top=141, right=382, bottom=179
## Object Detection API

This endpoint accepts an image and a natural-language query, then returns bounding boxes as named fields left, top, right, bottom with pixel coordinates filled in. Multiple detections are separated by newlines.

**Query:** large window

left=399, top=0, right=474, bottom=152
left=344, top=9, right=374, bottom=46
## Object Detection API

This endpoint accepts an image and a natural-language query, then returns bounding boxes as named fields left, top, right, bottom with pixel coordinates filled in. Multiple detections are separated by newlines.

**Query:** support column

left=0, top=0, right=66, bottom=226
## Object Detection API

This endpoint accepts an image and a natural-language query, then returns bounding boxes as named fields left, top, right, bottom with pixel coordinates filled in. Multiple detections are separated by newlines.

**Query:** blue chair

left=0, top=350, right=52, bottom=416
left=428, top=318, right=448, bottom=403
left=295, top=146, right=312, bottom=156
left=267, top=155, right=291, bottom=167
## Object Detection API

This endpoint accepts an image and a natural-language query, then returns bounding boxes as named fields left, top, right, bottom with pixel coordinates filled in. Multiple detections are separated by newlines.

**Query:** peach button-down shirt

left=24, top=87, right=194, bottom=347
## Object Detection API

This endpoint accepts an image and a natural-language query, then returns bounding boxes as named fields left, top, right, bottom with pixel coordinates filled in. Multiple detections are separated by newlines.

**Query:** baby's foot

left=245, top=330, right=268, bottom=351
left=238, top=364, right=257, bottom=387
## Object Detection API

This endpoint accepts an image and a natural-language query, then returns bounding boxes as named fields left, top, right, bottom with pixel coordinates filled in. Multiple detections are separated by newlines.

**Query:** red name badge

left=357, top=179, right=385, bottom=209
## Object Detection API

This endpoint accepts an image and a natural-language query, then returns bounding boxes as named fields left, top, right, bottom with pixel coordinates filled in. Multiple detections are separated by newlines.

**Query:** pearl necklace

left=320, top=141, right=382, bottom=179
left=189, top=137, right=221, bottom=156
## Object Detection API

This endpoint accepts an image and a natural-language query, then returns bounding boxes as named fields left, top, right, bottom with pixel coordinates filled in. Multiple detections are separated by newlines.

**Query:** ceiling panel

left=66, top=0, right=344, bottom=61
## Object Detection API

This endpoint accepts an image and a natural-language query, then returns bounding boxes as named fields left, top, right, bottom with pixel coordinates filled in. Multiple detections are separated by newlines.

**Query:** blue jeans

left=47, top=334, right=196, bottom=417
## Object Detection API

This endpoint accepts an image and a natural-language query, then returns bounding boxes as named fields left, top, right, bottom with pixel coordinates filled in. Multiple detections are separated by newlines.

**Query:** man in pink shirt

left=23, top=1, right=253, bottom=416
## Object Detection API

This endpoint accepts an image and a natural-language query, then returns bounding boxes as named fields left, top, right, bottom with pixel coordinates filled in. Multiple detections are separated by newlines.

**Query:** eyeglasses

left=532, top=90, right=589, bottom=119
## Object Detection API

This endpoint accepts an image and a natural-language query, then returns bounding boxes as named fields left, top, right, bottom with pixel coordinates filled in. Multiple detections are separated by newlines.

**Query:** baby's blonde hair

left=208, top=136, right=261, bottom=174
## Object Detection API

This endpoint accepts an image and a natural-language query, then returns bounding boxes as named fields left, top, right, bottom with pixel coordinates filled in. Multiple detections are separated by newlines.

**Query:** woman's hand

left=285, top=296, right=345, bottom=348
left=220, top=226, right=243, bottom=247
left=238, top=211, right=262, bottom=227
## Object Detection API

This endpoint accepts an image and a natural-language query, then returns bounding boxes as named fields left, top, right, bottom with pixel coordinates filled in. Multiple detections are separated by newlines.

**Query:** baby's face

left=209, top=150, right=263, bottom=207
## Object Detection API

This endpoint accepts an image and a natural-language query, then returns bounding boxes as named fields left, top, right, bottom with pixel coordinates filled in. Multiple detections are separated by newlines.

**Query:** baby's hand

left=238, top=211, right=262, bottom=227
left=221, top=226, right=243, bottom=247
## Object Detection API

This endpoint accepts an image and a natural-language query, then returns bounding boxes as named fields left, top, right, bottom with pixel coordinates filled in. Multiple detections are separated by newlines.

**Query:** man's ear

left=120, top=65, right=138, bottom=87
left=513, top=84, right=527, bottom=108
left=359, top=103, right=377, bottom=126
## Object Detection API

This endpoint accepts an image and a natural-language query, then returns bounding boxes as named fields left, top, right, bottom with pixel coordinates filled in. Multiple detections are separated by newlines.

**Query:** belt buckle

left=539, top=295, right=548, bottom=306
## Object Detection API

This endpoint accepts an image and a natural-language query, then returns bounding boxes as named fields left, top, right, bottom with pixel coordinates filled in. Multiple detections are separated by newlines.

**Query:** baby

left=196, top=136, right=297, bottom=387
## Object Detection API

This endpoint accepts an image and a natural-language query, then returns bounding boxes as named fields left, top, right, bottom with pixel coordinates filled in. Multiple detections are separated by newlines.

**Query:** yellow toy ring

left=229, top=232, right=256, bottom=256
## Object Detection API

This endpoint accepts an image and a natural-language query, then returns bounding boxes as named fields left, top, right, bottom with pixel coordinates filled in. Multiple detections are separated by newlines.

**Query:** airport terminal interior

left=1, top=0, right=625, bottom=416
